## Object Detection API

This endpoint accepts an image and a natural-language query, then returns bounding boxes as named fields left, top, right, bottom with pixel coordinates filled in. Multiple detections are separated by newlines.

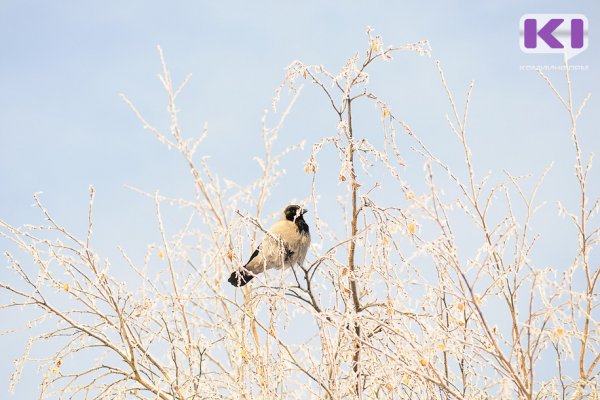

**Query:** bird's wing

left=270, top=220, right=310, bottom=267
left=245, top=246, right=269, bottom=274
left=251, top=220, right=295, bottom=270
left=246, top=247, right=260, bottom=265
left=245, top=229, right=289, bottom=272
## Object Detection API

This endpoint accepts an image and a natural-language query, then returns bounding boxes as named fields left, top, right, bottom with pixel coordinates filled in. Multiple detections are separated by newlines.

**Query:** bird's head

left=283, top=204, right=307, bottom=221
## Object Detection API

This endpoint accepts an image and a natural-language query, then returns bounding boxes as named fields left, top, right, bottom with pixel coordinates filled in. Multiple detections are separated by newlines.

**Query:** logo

left=520, top=14, right=588, bottom=59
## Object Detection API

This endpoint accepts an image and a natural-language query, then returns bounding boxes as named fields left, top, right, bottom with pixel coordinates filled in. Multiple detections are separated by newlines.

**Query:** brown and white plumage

left=228, top=205, right=311, bottom=287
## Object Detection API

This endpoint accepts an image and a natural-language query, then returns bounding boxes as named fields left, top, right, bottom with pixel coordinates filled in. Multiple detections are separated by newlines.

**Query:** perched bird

left=228, top=205, right=311, bottom=287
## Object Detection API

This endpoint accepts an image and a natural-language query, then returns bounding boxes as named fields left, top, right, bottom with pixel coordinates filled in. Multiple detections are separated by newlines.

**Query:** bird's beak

left=301, top=208, right=308, bottom=215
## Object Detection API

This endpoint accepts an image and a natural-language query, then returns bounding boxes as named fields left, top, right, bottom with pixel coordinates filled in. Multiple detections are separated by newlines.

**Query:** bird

left=228, top=205, right=311, bottom=287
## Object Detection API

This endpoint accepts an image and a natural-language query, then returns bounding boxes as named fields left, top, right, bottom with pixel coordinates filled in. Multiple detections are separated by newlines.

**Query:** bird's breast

left=295, top=219, right=309, bottom=235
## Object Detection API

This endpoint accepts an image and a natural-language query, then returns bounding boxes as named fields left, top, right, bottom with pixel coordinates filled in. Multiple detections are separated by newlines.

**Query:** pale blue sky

left=1, top=1, right=598, bottom=398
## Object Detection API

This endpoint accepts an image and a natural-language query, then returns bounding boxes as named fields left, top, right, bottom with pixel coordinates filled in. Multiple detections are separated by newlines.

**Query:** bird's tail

left=228, top=269, right=254, bottom=287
